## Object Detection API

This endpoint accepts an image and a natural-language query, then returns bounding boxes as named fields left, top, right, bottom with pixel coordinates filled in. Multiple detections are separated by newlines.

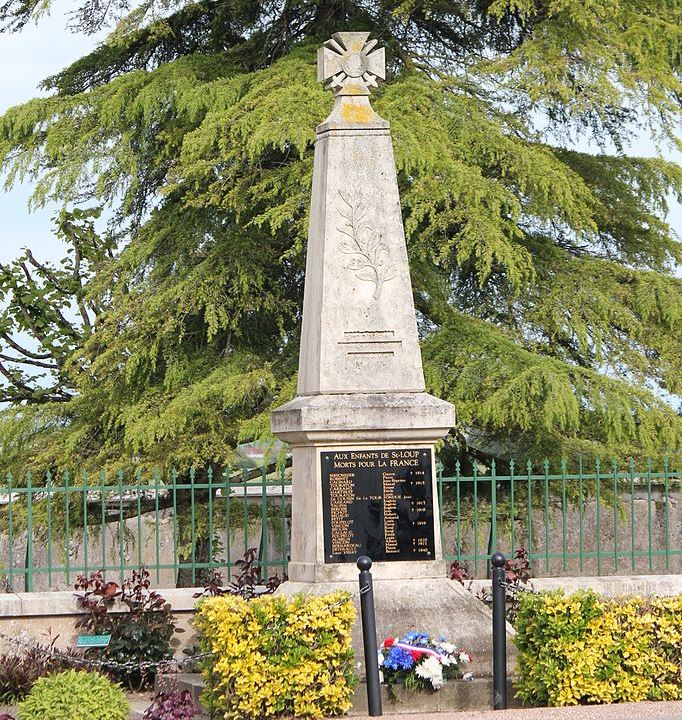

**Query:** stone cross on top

left=317, top=32, right=385, bottom=96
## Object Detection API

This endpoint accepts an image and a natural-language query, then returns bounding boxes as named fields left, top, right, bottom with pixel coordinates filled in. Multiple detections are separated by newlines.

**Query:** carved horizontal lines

left=338, top=330, right=402, bottom=356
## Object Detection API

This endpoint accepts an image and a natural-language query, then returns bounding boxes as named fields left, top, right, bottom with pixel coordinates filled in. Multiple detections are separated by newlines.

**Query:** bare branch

left=25, top=249, right=69, bottom=292
left=0, top=352, right=59, bottom=370
left=0, top=359, right=35, bottom=395
left=72, top=245, right=92, bottom=329
left=1, top=333, right=52, bottom=360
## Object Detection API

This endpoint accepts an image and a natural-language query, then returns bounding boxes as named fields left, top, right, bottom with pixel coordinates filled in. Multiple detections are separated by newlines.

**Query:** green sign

left=76, top=634, right=111, bottom=648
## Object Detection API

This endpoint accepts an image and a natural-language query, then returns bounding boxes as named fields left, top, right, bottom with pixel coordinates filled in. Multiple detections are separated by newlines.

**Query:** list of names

left=321, top=448, right=435, bottom=563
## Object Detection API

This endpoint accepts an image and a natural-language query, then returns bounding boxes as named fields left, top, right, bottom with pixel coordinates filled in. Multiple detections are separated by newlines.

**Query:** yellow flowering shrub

left=515, top=590, right=682, bottom=706
left=194, top=591, right=357, bottom=719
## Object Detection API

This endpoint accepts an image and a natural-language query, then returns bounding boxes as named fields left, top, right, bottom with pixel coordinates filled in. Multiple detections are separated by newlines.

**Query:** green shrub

left=514, top=590, right=682, bottom=706
left=74, top=567, right=178, bottom=689
left=18, top=669, right=129, bottom=720
left=194, top=592, right=357, bottom=719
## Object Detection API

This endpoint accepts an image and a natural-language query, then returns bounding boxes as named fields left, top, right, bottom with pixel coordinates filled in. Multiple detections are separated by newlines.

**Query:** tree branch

left=0, top=352, right=59, bottom=370
left=1, top=332, right=52, bottom=360
left=0, top=359, right=35, bottom=395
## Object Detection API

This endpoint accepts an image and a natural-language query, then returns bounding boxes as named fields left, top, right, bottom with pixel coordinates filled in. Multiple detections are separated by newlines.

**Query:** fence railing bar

left=136, top=467, right=143, bottom=571
left=561, top=459, right=567, bottom=573
left=82, top=470, right=88, bottom=581
left=172, top=468, right=178, bottom=586
left=612, top=460, right=618, bottom=574
left=190, top=467, right=196, bottom=587
left=100, top=469, right=106, bottom=583
left=280, top=465, right=287, bottom=569
left=509, top=459, right=516, bottom=561
left=47, top=469, right=53, bottom=587
left=473, top=462, right=479, bottom=577
left=664, top=457, right=670, bottom=572
left=154, top=466, right=160, bottom=584
left=526, top=460, right=533, bottom=575
left=629, top=459, right=636, bottom=573
left=208, top=466, right=214, bottom=578
left=456, top=460, right=462, bottom=564
left=117, top=470, right=124, bottom=584
left=647, top=459, right=653, bottom=571
left=65, top=470, right=71, bottom=585
left=242, top=469, right=248, bottom=559
left=225, top=466, right=232, bottom=581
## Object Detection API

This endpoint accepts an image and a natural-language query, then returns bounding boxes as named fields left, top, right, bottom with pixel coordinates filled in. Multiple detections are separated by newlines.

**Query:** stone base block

left=277, top=576, right=516, bottom=678
left=349, top=677, right=522, bottom=715
left=288, top=559, right=448, bottom=583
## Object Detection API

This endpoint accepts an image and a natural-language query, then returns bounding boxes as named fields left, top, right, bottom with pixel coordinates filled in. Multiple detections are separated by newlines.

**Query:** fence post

left=491, top=551, right=507, bottom=710
left=357, top=556, right=382, bottom=717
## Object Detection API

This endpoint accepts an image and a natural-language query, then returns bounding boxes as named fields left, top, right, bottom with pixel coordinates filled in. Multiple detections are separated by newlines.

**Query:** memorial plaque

left=321, top=448, right=435, bottom=563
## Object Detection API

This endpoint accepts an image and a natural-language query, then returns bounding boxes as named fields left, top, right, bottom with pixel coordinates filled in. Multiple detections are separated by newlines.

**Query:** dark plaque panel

left=321, top=448, right=435, bottom=563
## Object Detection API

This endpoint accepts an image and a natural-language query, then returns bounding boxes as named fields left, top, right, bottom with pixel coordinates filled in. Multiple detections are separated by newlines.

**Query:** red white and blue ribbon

left=391, top=642, right=448, bottom=660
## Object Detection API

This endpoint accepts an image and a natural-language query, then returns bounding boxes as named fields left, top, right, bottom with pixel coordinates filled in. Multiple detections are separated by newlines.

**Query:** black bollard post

left=491, top=552, right=508, bottom=710
left=357, top=556, right=382, bottom=717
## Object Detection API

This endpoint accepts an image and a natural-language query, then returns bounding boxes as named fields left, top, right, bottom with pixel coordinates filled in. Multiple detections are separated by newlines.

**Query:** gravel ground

left=350, top=701, right=682, bottom=720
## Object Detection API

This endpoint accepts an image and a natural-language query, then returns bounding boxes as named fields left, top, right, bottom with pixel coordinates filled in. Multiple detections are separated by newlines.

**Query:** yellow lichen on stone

left=341, top=101, right=374, bottom=124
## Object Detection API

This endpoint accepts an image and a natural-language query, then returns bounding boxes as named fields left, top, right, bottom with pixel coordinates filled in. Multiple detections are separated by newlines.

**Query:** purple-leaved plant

left=143, top=690, right=195, bottom=720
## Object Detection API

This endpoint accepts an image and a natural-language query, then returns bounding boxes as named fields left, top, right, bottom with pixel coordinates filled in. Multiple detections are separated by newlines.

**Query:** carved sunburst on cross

left=317, top=32, right=386, bottom=96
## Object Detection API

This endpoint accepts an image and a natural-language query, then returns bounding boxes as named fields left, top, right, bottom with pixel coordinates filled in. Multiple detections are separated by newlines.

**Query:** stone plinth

left=272, top=392, right=454, bottom=583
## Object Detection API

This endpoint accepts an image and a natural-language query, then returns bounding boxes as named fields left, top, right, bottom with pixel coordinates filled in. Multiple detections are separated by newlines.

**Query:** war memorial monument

left=272, top=31, right=497, bottom=673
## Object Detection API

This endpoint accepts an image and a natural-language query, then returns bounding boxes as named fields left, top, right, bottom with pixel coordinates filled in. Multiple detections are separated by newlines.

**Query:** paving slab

left=347, top=700, right=682, bottom=720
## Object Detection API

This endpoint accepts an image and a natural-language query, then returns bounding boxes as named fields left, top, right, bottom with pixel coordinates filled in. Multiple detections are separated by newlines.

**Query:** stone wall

left=0, top=575, right=679, bottom=664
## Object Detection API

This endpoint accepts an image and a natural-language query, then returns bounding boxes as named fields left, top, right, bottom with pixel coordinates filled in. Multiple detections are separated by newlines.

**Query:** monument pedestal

left=271, top=392, right=454, bottom=583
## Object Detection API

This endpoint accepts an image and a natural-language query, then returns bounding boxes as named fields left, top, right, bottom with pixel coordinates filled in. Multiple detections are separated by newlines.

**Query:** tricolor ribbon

left=392, top=642, right=448, bottom=660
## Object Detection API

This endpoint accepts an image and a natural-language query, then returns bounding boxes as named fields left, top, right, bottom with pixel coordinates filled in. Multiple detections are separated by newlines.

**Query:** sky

left=0, top=3, right=681, bottom=267
left=0, top=0, right=105, bottom=264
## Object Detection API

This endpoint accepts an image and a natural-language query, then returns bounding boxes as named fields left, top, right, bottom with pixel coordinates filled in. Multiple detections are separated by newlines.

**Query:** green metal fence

left=0, top=458, right=680, bottom=591
left=0, top=466, right=291, bottom=592
left=440, top=459, right=681, bottom=578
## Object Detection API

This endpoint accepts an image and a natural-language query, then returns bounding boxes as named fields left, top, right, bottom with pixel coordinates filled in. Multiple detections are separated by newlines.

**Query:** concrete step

left=146, top=672, right=520, bottom=717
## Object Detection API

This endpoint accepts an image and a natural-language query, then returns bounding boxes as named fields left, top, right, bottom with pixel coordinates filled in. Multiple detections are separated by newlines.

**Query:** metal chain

left=496, top=578, right=537, bottom=594
left=0, top=629, right=213, bottom=673
left=0, top=588, right=365, bottom=674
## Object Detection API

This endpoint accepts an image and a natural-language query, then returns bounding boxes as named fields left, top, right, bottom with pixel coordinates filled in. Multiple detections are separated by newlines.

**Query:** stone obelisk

left=273, top=32, right=501, bottom=674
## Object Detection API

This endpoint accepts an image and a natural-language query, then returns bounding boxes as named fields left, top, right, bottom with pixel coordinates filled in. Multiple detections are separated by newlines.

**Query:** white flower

left=438, top=641, right=456, bottom=655
left=379, top=669, right=384, bottom=684
left=441, top=655, right=452, bottom=667
left=458, top=652, right=472, bottom=664
left=415, top=655, right=444, bottom=690
left=378, top=651, right=384, bottom=667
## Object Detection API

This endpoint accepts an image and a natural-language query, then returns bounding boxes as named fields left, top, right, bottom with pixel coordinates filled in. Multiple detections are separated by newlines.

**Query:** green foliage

left=0, top=1, right=681, bottom=470
left=514, top=590, right=682, bottom=706
left=0, top=208, right=111, bottom=405
left=17, top=669, right=129, bottom=720
left=194, top=591, right=357, bottom=718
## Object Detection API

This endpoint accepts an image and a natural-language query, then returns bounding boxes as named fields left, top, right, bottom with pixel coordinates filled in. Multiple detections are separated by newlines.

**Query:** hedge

left=514, top=590, right=682, bottom=706
left=194, top=591, right=356, bottom=719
